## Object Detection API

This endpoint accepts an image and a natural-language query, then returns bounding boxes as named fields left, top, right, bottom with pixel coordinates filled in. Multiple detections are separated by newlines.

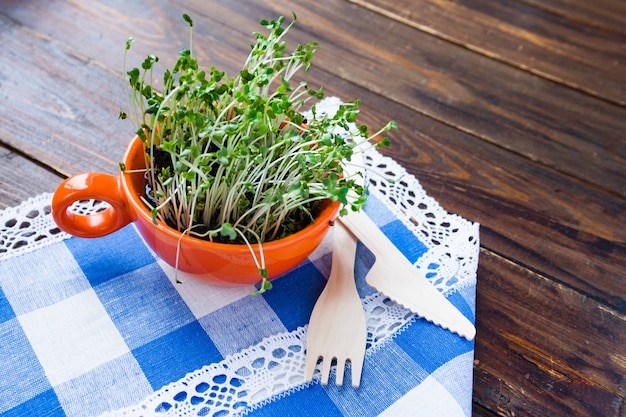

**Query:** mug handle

left=51, top=173, right=132, bottom=238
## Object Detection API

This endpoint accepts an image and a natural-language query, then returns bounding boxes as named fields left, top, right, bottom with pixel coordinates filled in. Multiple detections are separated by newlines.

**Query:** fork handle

left=325, top=221, right=359, bottom=293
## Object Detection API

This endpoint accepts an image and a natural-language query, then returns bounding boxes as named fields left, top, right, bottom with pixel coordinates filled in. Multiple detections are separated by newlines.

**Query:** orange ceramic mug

left=52, top=137, right=340, bottom=285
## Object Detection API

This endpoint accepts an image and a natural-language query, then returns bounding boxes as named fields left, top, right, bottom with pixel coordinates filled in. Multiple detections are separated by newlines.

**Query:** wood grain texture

left=475, top=250, right=625, bottom=416
left=0, top=145, right=63, bottom=209
left=350, top=0, right=626, bottom=105
left=0, top=0, right=624, bottom=416
left=0, top=13, right=127, bottom=176
left=519, top=0, right=626, bottom=36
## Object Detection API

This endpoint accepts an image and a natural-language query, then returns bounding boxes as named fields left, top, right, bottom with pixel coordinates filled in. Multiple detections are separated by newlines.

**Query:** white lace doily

left=0, top=195, right=110, bottom=261
left=0, top=97, right=479, bottom=417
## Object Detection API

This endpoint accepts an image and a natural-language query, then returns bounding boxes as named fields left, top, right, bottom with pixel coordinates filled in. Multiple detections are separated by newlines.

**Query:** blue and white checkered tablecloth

left=0, top=152, right=479, bottom=417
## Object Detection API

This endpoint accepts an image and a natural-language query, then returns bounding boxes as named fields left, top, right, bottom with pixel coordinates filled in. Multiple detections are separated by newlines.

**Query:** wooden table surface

left=1, top=1, right=624, bottom=416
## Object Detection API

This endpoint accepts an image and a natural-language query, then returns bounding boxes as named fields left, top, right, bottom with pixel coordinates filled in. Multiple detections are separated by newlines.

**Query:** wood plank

left=350, top=0, right=626, bottom=106
left=519, top=0, right=626, bottom=36
left=471, top=403, right=501, bottom=417
left=0, top=0, right=249, bottom=178
left=0, top=13, right=128, bottom=176
left=0, top=0, right=246, bottom=82
left=474, top=249, right=626, bottom=416
left=178, top=0, right=626, bottom=198
left=0, top=146, right=63, bottom=209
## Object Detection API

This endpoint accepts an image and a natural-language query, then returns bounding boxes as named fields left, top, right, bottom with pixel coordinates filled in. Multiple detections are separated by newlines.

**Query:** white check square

left=54, top=353, right=152, bottom=416
left=18, top=289, right=129, bottom=386
left=157, top=259, right=254, bottom=318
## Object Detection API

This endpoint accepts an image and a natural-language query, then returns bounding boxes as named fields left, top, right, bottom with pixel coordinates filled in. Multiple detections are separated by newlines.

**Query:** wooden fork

left=304, top=220, right=367, bottom=387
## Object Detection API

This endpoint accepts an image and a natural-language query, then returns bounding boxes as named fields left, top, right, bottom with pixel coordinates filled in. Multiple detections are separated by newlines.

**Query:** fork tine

left=351, top=357, right=364, bottom=388
left=320, top=357, right=333, bottom=385
left=335, top=357, right=346, bottom=386
left=304, top=353, right=319, bottom=383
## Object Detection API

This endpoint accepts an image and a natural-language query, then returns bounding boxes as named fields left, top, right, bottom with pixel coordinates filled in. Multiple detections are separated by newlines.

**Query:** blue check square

left=65, top=225, right=155, bottom=287
left=262, top=261, right=327, bottom=332
left=133, top=321, right=222, bottom=390
left=0, top=319, right=52, bottom=413
left=199, top=295, right=286, bottom=356
left=325, top=340, right=430, bottom=416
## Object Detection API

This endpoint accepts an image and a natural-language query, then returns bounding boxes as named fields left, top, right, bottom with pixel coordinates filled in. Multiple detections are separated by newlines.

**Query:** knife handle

left=337, top=209, right=394, bottom=259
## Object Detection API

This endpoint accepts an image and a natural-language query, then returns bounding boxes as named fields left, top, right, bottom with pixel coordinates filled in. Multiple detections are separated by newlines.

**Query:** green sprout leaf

left=220, top=223, right=237, bottom=240
left=250, top=274, right=272, bottom=295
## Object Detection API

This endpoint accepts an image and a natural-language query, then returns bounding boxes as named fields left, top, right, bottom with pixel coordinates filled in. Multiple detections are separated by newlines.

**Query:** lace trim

left=0, top=194, right=109, bottom=261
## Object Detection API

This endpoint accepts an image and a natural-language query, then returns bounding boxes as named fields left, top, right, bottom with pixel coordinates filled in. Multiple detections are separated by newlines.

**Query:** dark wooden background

left=1, top=1, right=624, bottom=416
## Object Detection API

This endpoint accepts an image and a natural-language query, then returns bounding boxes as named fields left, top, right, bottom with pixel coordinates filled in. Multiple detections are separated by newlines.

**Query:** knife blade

left=337, top=211, right=476, bottom=340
